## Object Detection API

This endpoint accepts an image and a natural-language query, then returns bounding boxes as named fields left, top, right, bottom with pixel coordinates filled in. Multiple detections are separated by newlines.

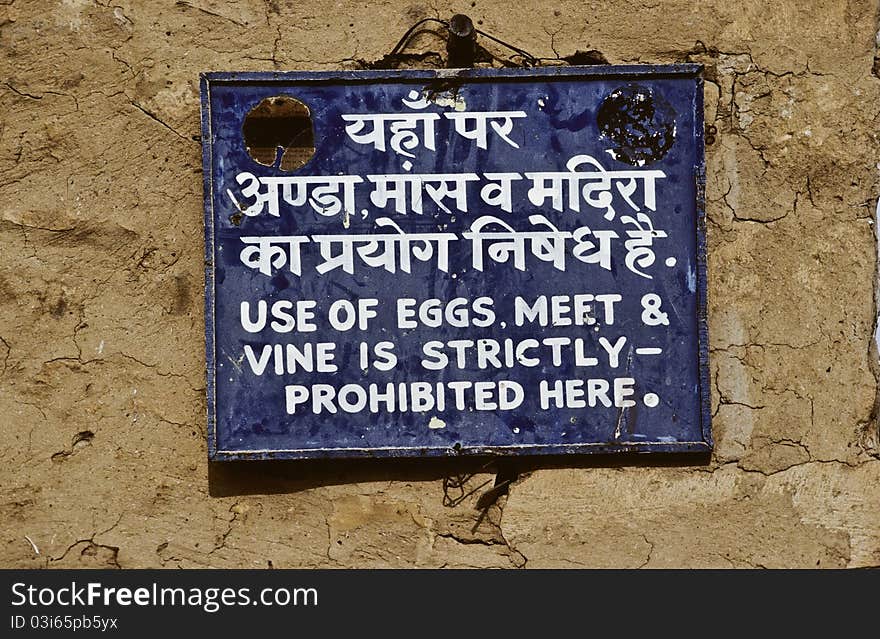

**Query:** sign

left=200, top=65, right=710, bottom=460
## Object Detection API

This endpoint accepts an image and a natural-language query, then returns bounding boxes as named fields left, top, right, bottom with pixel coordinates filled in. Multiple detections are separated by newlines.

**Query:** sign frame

left=200, top=64, right=711, bottom=461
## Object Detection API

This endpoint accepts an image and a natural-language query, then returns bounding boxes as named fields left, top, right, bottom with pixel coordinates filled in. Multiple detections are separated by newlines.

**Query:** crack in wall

left=175, top=0, right=248, bottom=28
left=638, top=534, right=655, bottom=568
left=208, top=502, right=244, bottom=555
left=128, top=98, right=192, bottom=142
left=0, top=335, right=10, bottom=377
left=869, top=196, right=880, bottom=460
left=874, top=3, right=880, bottom=79
left=49, top=513, right=124, bottom=568
left=436, top=516, right=527, bottom=568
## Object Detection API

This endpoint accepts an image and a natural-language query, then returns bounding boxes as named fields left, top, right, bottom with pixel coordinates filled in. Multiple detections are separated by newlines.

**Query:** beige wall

left=1, top=0, right=878, bottom=568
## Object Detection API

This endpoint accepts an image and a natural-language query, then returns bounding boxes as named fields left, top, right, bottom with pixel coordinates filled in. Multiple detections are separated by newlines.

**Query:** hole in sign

left=597, top=85, right=676, bottom=167
left=242, top=96, right=315, bottom=172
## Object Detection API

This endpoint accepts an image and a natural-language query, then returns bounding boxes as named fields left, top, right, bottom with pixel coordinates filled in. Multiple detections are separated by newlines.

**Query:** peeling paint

left=428, top=91, right=467, bottom=111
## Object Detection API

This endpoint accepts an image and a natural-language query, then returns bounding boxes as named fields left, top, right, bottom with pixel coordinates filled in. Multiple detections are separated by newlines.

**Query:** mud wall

left=1, top=0, right=878, bottom=568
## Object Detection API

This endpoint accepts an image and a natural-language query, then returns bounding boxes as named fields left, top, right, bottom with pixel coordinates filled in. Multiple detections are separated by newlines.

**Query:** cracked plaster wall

left=1, top=0, right=879, bottom=569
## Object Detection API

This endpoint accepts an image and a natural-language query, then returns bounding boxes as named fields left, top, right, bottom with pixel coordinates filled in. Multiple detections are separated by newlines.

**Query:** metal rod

left=446, top=14, right=476, bottom=68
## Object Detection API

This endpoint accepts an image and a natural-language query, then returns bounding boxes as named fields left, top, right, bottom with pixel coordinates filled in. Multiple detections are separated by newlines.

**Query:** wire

left=387, top=16, right=540, bottom=68
left=474, top=27, right=539, bottom=66
left=388, top=17, right=449, bottom=58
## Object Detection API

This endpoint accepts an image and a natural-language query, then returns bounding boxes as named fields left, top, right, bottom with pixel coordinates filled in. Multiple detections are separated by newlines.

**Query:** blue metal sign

left=200, top=65, right=710, bottom=460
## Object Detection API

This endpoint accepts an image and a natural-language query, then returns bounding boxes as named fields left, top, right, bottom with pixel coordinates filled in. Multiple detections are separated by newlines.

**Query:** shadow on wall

left=207, top=451, right=711, bottom=497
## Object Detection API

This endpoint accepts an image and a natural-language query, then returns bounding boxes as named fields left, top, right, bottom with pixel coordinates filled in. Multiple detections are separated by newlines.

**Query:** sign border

left=199, top=64, right=711, bottom=461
